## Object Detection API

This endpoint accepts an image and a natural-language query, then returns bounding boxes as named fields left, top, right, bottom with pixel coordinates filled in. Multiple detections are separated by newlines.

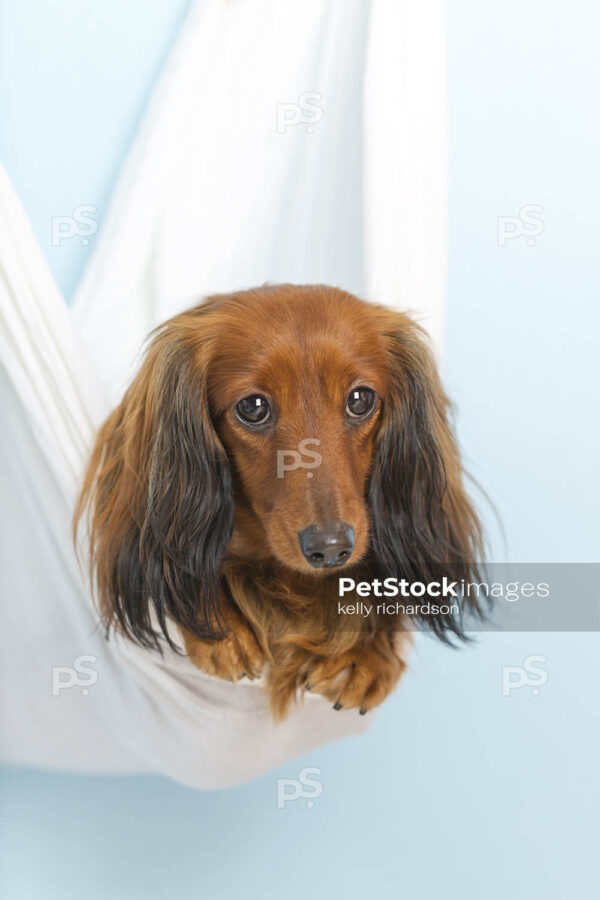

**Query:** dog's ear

left=74, top=304, right=233, bottom=651
left=368, top=313, right=484, bottom=641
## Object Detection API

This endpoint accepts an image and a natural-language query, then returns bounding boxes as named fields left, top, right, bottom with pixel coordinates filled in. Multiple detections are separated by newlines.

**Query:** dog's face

left=76, top=284, right=483, bottom=649
left=208, top=288, right=389, bottom=574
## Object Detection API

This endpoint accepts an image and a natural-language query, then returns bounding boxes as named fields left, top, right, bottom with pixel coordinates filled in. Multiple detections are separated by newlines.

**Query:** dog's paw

left=181, top=615, right=264, bottom=682
left=304, top=635, right=406, bottom=714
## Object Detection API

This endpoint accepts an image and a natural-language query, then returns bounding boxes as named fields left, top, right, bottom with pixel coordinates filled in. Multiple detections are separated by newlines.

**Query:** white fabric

left=364, top=0, right=447, bottom=352
left=0, top=0, right=447, bottom=787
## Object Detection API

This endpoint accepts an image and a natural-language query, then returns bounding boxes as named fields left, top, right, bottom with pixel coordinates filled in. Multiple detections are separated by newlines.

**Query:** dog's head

left=76, top=285, right=482, bottom=648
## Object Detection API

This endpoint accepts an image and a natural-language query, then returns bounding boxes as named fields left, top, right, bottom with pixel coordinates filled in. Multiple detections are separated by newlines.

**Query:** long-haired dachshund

left=75, top=285, right=483, bottom=718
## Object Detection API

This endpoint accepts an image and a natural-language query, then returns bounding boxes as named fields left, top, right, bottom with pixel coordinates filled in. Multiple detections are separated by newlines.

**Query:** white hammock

left=0, top=0, right=447, bottom=788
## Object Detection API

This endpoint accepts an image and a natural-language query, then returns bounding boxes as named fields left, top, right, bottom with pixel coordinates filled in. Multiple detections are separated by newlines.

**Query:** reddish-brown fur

left=75, top=285, right=483, bottom=718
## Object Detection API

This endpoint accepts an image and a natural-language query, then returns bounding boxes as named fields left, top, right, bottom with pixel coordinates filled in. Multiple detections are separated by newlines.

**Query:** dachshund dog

left=75, top=285, right=483, bottom=718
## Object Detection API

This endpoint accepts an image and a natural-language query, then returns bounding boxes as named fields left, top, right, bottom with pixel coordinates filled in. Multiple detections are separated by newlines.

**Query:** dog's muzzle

left=298, top=523, right=355, bottom=568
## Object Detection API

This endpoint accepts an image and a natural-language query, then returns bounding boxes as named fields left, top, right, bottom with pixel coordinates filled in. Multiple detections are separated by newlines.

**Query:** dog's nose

left=298, top=523, right=355, bottom=568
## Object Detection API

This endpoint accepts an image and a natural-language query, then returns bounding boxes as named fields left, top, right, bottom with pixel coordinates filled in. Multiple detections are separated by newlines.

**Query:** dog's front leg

left=302, top=630, right=409, bottom=714
left=180, top=606, right=265, bottom=682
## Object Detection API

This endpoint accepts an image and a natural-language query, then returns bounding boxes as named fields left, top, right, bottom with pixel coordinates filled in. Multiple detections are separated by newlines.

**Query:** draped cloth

left=0, top=0, right=447, bottom=788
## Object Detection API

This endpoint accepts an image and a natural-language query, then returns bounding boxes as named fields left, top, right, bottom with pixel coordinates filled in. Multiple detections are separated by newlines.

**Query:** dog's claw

left=333, top=701, right=343, bottom=710
left=359, top=707, right=367, bottom=715
left=305, top=683, right=312, bottom=691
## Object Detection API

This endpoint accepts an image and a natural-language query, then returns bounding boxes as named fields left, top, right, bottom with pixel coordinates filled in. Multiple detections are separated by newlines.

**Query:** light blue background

left=1, top=2, right=599, bottom=898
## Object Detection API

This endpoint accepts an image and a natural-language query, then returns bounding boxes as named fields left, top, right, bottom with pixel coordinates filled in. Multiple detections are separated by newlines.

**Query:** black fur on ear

left=368, top=317, right=484, bottom=642
left=75, top=306, right=234, bottom=652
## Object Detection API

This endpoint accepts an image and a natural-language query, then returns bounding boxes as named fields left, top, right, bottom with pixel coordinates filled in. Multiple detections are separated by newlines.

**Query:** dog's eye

left=235, top=394, right=271, bottom=426
left=346, top=387, right=375, bottom=419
